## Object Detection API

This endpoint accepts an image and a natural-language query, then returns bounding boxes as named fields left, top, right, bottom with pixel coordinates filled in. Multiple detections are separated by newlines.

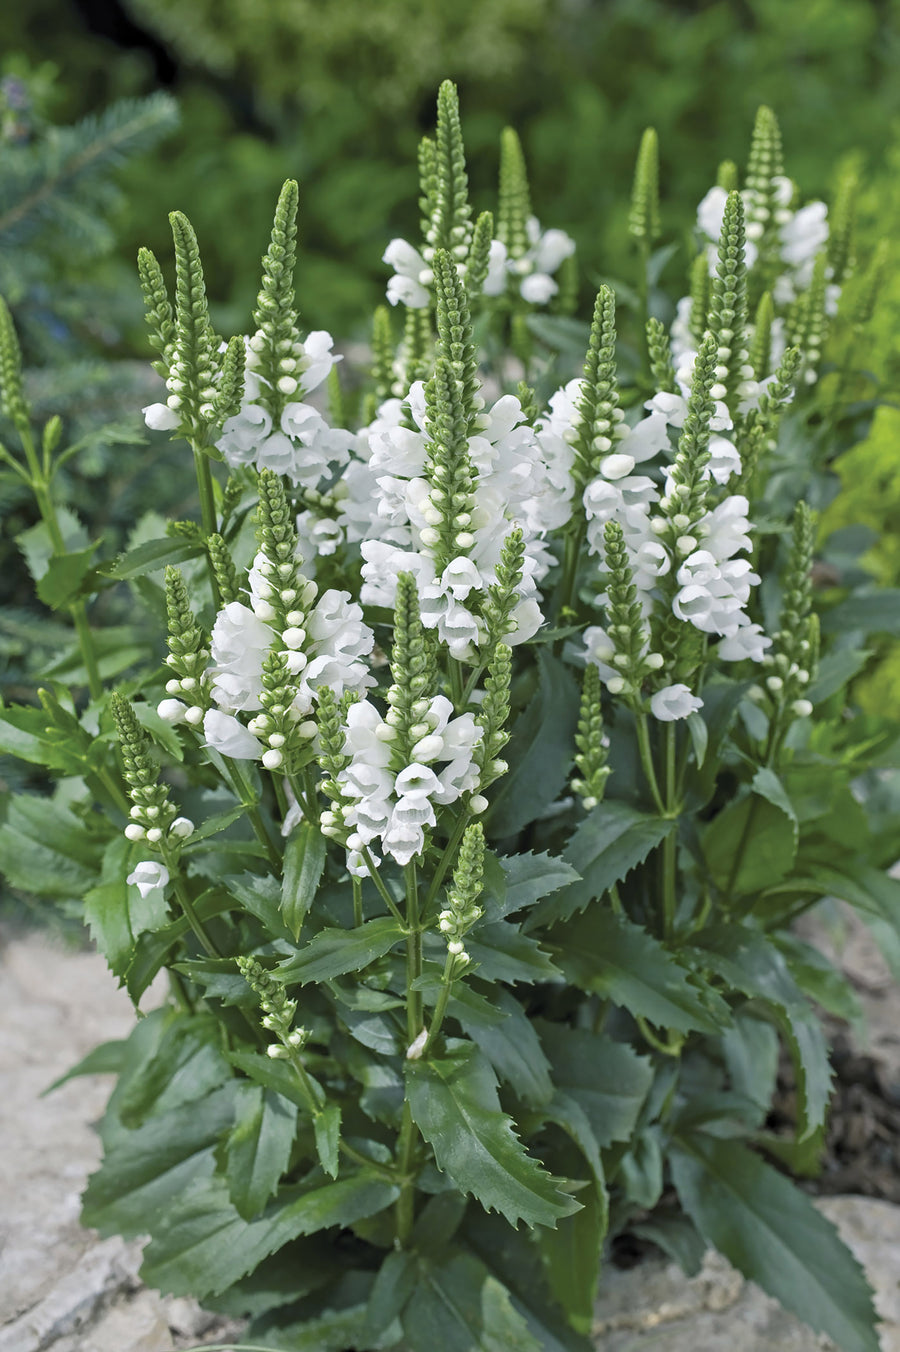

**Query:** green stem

left=635, top=710, right=666, bottom=815
left=422, top=809, right=470, bottom=919
left=352, top=877, right=364, bottom=928
left=224, top=756, right=281, bottom=870
left=448, top=659, right=465, bottom=709
left=662, top=722, right=678, bottom=938
left=637, top=239, right=651, bottom=379
left=422, top=953, right=455, bottom=1056
left=636, top=1015, right=683, bottom=1057
left=396, top=857, right=424, bottom=1247
left=192, top=443, right=218, bottom=537
left=361, top=847, right=406, bottom=924
left=554, top=522, right=585, bottom=634
left=166, top=857, right=221, bottom=957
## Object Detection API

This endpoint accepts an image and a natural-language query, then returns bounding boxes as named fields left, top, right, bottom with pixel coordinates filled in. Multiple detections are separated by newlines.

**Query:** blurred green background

left=4, top=0, right=900, bottom=342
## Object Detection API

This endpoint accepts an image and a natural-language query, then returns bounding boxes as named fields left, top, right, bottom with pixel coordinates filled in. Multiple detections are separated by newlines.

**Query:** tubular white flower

left=203, top=709, right=264, bottom=760
left=650, top=684, right=704, bottom=721
left=142, top=402, right=180, bottom=432
left=383, top=238, right=432, bottom=309
left=127, top=860, right=170, bottom=899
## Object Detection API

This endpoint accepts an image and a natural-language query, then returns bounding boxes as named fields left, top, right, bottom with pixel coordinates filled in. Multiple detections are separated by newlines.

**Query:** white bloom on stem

left=203, top=709, right=264, bottom=759
left=383, top=238, right=432, bottom=309
left=142, top=402, right=179, bottom=432
left=209, top=602, right=272, bottom=711
left=650, top=684, right=703, bottom=721
left=718, top=621, right=772, bottom=663
left=127, top=860, right=170, bottom=899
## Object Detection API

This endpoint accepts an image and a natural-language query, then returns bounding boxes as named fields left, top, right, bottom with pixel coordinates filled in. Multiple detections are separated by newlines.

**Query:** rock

left=593, top=1195, right=900, bottom=1351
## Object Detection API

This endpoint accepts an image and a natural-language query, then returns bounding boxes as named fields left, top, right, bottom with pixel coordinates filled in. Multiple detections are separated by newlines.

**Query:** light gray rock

left=592, top=1195, right=900, bottom=1351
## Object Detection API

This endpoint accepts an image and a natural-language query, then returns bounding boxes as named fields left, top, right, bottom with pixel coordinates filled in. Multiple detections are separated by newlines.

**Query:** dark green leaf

left=277, top=916, right=405, bottom=984
left=366, top=1250, right=418, bottom=1342
left=538, top=1186, right=606, bottom=1335
left=405, top=1040, right=579, bottom=1229
left=314, top=1102, right=341, bottom=1179
left=18, top=508, right=88, bottom=584
left=691, top=926, right=832, bottom=1138
left=702, top=791, right=797, bottom=896
left=0, top=793, right=102, bottom=899
left=141, top=1169, right=399, bottom=1298
left=531, top=801, right=674, bottom=928
left=536, top=1022, right=653, bottom=1147
left=36, top=542, right=99, bottom=608
left=102, top=536, right=204, bottom=579
left=403, top=1252, right=543, bottom=1352
left=83, top=1086, right=236, bottom=1237
left=496, top=851, right=580, bottom=919
left=224, top=871, right=293, bottom=941
left=720, top=1009, right=780, bottom=1117
left=225, top=1084, right=298, bottom=1220
left=228, top=1049, right=319, bottom=1115
left=455, top=986, right=554, bottom=1108
left=671, top=1134, right=879, bottom=1352
left=45, top=1039, right=128, bottom=1092
left=282, top=822, right=327, bottom=940
left=465, top=920, right=562, bottom=984
left=116, top=1013, right=231, bottom=1128
left=807, top=649, right=872, bottom=703
left=557, top=909, right=729, bottom=1034
left=487, top=651, right=579, bottom=836
left=820, top=588, right=900, bottom=636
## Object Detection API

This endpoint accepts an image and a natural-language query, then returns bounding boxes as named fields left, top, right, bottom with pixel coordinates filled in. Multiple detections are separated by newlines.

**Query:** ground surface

left=1, top=911, right=898, bottom=1352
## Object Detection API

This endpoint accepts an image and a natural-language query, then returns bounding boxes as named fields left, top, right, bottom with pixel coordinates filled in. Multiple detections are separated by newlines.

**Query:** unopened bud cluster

left=572, top=664, right=611, bottom=809
left=236, top=957, right=308, bottom=1059
left=438, top=822, right=485, bottom=970
left=112, top=693, right=193, bottom=846
left=158, top=566, right=212, bottom=728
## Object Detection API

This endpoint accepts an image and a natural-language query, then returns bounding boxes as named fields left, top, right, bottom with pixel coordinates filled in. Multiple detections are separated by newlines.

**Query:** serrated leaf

left=465, top=919, right=562, bottom=984
left=366, top=1250, right=418, bottom=1341
left=690, top=925, right=832, bottom=1138
left=538, top=1185, right=606, bottom=1335
left=671, top=1134, right=879, bottom=1352
left=224, top=871, right=293, bottom=941
left=282, top=821, right=327, bottom=940
left=141, top=1169, right=399, bottom=1298
left=116, top=1013, right=231, bottom=1128
left=228, top=1049, right=321, bottom=1114
left=0, top=793, right=103, bottom=899
left=45, top=1038, right=128, bottom=1093
left=455, top=986, right=554, bottom=1107
left=496, top=851, right=580, bottom=918
left=405, top=1040, right=579, bottom=1229
left=35, top=542, right=99, bottom=608
left=487, top=651, right=579, bottom=836
left=276, top=916, right=405, bottom=984
left=535, top=1022, right=653, bottom=1147
left=102, top=536, right=204, bottom=579
left=17, top=508, right=88, bottom=585
left=702, top=791, right=797, bottom=896
left=314, top=1102, right=341, bottom=1179
left=83, top=1085, right=236, bottom=1237
left=557, top=909, right=729, bottom=1034
left=530, top=801, right=674, bottom=928
left=403, top=1252, right=543, bottom=1352
left=225, top=1083, right=298, bottom=1220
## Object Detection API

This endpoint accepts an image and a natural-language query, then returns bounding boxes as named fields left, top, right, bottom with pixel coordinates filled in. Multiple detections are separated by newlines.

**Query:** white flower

left=217, top=403, right=273, bottom=468
left=127, top=860, right=170, bottom=899
left=707, top=435, right=741, bottom=484
left=203, top=709, right=263, bottom=759
left=157, top=698, right=187, bottom=724
left=169, top=817, right=195, bottom=839
left=142, top=402, right=179, bottom=432
left=697, top=186, right=728, bottom=242
left=383, top=238, right=432, bottom=309
left=650, top=684, right=703, bottom=721
left=780, top=201, right=828, bottom=272
left=298, top=331, right=341, bottom=395
left=482, top=239, right=509, bottom=296
left=209, top=602, right=272, bottom=711
left=718, top=622, right=772, bottom=663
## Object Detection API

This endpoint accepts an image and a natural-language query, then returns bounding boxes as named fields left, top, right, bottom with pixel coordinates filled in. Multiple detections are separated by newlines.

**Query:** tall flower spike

left=481, top=525, right=527, bottom=659
left=369, top=304, right=395, bottom=407
left=236, top=957, right=307, bottom=1059
left=744, top=106, right=785, bottom=296
left=688, top=253, right=710, bottom=348
left=572, top=663, right=611, bottom=810
left=207, top=534, right=240, bottom=605
left=386, top=572, right=437, bottom=767
left=167, top=210, right=222, bottom=437
left=249, top=179, right=302, bottom=424
left=736, top=344, right=801, bottom=496
left=748, top=291, right=774, bottom=381
left=395, top=307, right=432, bottom=394
left=112, top=692, right=178, bottom=845
left=647, top=316, right=677, bottom=392
left=628, top=127, right=660, bottom=247
left=421, top=81, right=472, bottom=262
left=599, top=520, right=654, bottom=699
left=706, top=189, right=751, bottom=414
left=848, top=240, right=888, bottom=330
left=787, top=253, right=829, bottom=385
left=827, top=166, right=858, bottom=288
left=760, top=503, right=818, bottom=723
left=475, top=643, right=511, bottom=790
left=0, top=297, right=30, bottom=436
left=717, top=159, right=739, bottom=192
left=465, top=211, right=495, bottom=297
left=432, top=250, right=480, bottom=417
left=158, top=566, right=211, bottom=728
left=137, top=246, right=175, bottom=378
left=570, top=286, right=622, bottom=493
left=661, top=333, right=718, bottom=535
left=497, top=126, right=532, bottom=260
left=438, top=822, right=485, bottom=970
left=212, top=334, right=245, bottom=427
